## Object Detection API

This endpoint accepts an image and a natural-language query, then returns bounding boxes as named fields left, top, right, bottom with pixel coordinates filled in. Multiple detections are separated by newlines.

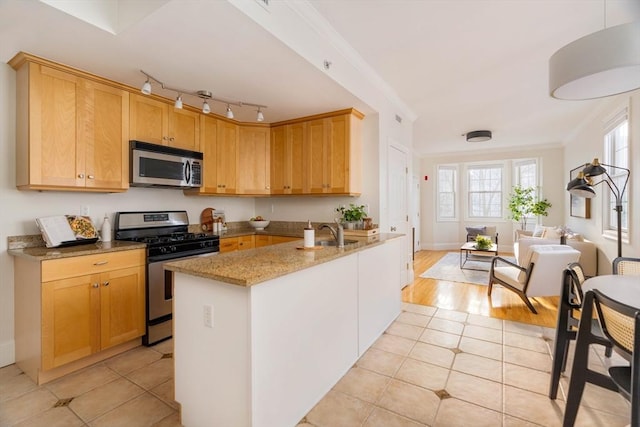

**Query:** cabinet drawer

left=42, top=249, right=145, bottom=282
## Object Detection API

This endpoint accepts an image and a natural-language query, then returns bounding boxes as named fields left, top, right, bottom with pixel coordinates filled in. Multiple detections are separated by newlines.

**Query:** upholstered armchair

left=488, top=244, right=581, bottom=313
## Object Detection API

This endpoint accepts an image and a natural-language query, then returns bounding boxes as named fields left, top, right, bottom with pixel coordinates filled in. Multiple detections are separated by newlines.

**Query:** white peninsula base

left=173, top=237, right=403, bottom=427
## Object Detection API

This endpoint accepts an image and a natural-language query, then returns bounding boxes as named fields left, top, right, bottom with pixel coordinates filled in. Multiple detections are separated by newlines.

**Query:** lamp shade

left=549, top=21, right=640, bottom=100
left=466, top=130, right=492, bottom=142
left=582, top=158, right=608, bottom=177
left=568, top=184, right=597, bottom=198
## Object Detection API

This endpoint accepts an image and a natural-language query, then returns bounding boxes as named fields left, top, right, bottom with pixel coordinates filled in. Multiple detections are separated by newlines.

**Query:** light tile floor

left=0, top=303, right=631, bottom=427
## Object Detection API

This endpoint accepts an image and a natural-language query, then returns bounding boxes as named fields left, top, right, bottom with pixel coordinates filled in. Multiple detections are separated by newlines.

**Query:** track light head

left=141, top=79, right=151, bottom=95
left=202, top=100, right=211, bottom=114
left=226, top=105, right=234, bottom=119
left=174, top=95, right=183, bottom=109
left=256, top=109, right=264, bottom=122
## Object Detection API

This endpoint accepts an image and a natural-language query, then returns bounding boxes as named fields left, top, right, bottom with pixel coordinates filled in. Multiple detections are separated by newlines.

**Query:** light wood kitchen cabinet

left=220, top=235, right=255, bottom=253
left=14, top=249, right=145, bottom=384
left=238, top=126, right=270, bottom=195
left=254, top=234, right=299, bottom=247
left=270, top=123, right=305, bottom=195
left=215, top=121, right=239, bottom=194
left=130, top=93, right=200, bottom=151
left=10, top=54, right=129, bottom=192
left=305, top=111, right=363, bottom=195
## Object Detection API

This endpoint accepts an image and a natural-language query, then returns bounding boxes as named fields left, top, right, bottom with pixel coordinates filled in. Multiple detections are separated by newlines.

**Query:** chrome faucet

left=318, top=220, right=344, bottom=248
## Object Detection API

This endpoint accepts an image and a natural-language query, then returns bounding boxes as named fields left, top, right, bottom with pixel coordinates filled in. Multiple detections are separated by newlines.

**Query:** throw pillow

left=532, top=225, right=545, bottom=238
left=465, top=226, right=486, bottom=238
left=542, top=227, right=562, bottom=240
left=567, top=233, right=584, bottom=242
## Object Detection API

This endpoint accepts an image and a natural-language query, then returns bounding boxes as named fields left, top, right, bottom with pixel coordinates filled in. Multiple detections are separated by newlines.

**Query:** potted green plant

left=336, top=203, right=367, bottom=229
left=507, top=186, right=552, bottom=230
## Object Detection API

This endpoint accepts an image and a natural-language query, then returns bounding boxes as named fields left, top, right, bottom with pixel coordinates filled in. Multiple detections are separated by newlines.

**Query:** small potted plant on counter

left=336, top=203, right=367, bottom=229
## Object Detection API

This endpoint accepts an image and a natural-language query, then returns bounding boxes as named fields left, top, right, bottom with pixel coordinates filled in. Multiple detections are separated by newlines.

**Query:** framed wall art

left=570, top=194, right=591, bottom=218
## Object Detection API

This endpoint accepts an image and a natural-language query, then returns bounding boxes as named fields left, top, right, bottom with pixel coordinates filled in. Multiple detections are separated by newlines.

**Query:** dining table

left=582, top=274, right=640, bottom=307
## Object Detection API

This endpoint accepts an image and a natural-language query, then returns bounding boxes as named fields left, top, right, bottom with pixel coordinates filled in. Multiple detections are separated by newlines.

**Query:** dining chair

left=548, top=263, right=612, bottom=400
left=613, top=257, right=640, bottom=276
left=488, top=244, right=580, bottom=314
left=562, top=289, right=640, bottom=427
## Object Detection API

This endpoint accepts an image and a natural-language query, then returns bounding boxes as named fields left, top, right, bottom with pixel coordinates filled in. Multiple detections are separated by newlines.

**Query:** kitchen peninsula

left=164, top=233, right=404, bottom=427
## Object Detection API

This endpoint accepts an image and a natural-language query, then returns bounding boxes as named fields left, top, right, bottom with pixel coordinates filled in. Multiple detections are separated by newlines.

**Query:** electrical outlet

left=81, top=205, right=90, bottom=216
left=203, top=305, right=213, bottom=328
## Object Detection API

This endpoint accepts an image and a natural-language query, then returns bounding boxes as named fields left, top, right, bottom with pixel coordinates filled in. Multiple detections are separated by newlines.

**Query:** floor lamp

left=566, top=158, right=630, bottom=257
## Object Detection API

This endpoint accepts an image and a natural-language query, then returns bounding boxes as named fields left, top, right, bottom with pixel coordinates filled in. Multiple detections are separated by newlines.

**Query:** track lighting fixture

left=139, top=70, right=267, bottom=121
left=141, top=79, right=152, bottom=95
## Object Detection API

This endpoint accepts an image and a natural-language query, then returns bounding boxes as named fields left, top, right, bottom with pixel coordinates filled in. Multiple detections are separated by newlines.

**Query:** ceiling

left=1, top=0, right=639, bottom=156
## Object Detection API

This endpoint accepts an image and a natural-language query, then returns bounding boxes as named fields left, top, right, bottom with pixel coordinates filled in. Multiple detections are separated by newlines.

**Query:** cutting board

left=200, top=208, right=215, bottom=232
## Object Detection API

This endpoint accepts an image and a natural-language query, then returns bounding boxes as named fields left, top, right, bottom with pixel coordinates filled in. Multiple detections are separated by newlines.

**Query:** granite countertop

left=8, top=239, right=146, bottom=261
left=164, top=233, right=401, bottom=287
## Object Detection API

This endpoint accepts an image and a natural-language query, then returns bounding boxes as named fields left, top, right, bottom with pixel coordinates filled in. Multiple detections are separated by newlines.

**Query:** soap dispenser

left=101, top=214, right=112, bottom=242
left=304, top=220, right=315, bottom=248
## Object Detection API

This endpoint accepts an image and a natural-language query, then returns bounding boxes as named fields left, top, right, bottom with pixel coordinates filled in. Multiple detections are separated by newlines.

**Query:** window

left=514, top=159, right=537, bottom=189
left=603, top=108, right=629, bottom=240
left=468, top=165, right=503, bottom=218
left=437, top=165, right=457, bottom=220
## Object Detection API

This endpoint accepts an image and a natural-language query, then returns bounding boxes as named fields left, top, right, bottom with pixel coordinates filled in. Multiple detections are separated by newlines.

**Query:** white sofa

left=514, top=228, right=598, bottom=277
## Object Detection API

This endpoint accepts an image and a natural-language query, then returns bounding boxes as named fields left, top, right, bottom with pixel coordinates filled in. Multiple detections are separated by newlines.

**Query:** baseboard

left=0, top=339, right=15, bottom=368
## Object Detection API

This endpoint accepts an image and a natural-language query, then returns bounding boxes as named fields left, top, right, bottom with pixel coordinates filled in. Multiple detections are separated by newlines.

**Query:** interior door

left=388, top=144, right=410, bottom=287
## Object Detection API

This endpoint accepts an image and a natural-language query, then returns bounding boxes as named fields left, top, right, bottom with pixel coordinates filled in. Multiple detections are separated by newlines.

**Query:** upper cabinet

left=277, top=109, right=363, bottom=196
left=271, top=122, right=305, bottom=195
left=238, top=126, right=270, bottom=195
left=130, top=93, right=200, bottom=151
left=10, top=54, right=129, bottom=192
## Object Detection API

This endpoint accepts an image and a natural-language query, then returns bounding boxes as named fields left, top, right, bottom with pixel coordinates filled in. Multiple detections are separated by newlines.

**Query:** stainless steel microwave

left=130, top=141, right=202, bottom=188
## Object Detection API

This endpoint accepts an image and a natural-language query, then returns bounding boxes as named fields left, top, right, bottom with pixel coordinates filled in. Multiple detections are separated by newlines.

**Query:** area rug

left=419, top=252, right=514, bottom=286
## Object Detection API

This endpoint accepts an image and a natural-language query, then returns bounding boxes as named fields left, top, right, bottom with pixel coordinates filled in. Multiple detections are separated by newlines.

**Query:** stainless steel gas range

left=114, top=210, right=219, bottom=345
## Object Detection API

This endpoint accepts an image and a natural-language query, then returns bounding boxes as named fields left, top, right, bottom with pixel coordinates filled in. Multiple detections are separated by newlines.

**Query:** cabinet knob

left=169, top=137, right=175, bottom=142
left=102, top=281, right=110, bottom=287
left=92, top=283, right=99, bottom=288
left=78, top=174, right=85, bottom=179
left=93, top=260, right=109, bottom=266
left=162, top=136, right=169, bottom=141
left=391, top=226, right=397, bottom=232
left=88, top=175, right=94, bottom=180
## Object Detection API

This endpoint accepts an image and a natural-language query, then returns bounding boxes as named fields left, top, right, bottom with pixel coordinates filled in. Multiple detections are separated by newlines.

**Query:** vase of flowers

left=336, top=203, right=367, bottom=229
left=475, top=235, right=492, bottom=250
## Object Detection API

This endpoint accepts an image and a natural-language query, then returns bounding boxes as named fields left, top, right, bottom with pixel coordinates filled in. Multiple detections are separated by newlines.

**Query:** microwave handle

left=185, top=161, right=191, bottom=184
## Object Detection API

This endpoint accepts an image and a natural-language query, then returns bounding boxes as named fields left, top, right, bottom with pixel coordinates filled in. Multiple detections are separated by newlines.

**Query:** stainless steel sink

left=314, top=239, right=359, bottom=247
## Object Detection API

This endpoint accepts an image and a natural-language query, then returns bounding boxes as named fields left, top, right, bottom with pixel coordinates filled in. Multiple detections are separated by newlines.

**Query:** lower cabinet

left=220, top=235, right=255, bottom=253
left=14, top=248, right=145, bottom=384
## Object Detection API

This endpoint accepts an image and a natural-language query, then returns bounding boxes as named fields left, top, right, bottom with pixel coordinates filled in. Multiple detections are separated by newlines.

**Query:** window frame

left=602, top=105, right=630, bottom=244
left=436, top=164, right=458, bottom=222
left=465, top=162, right=504, bottom=221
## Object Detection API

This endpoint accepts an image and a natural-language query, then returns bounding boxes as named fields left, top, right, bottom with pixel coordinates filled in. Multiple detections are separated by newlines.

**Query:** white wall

left=419, top=145, right=565, bottom=253
left=563, top=89, right=640, bottom=272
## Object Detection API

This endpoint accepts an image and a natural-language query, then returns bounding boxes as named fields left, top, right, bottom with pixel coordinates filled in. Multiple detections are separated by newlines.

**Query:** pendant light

left=549, top=1, right=640, bottom=100
left=225, top=105, right=234, bottom=119
left=174, top=95, right=183, bottom=109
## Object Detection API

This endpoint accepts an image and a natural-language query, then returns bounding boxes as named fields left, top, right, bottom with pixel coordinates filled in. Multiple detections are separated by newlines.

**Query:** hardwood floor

left=402, top=250, right=559, bottom=328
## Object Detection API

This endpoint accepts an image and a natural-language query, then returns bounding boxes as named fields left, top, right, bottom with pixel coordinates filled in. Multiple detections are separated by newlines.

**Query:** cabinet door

left=326, top=114, right=348, bottom=194
left=26, top=64, right=83, bottom=188
left=255, top=235, right=272, bottom=248
left=83, top=80, right=129, bottom=191
left=288, top=122, right=306, bottom=194
left=216, top=121, right=238, bottom=194
left=270, top=126, right=287, bottom=195
left=220, top=238, right=238, bottom=253
left=42, top=274, right=100, bottom=370
left=238, top=126, right=270, bottom=195
left=169, top=108, right=200, bottom=151
left=237, top=235, right=255, bottom=250
left=306, top=118, right=327, bottom=194
left=100, top=266, right=145, bottom=349
left=129, top=94, right=168, bottom=145
left=197, top=115, right=219, bottom=193
left=271, top=236, right=300, bottom=245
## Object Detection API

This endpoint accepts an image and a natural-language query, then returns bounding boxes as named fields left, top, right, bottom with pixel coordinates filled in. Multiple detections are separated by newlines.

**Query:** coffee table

left=459, top=241, right=498, bottom=270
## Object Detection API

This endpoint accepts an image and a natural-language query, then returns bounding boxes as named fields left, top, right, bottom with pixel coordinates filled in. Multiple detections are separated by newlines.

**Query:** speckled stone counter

left=8, top=238, right=146, bottom=261
left=164, top=233, right=400, bottom=286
